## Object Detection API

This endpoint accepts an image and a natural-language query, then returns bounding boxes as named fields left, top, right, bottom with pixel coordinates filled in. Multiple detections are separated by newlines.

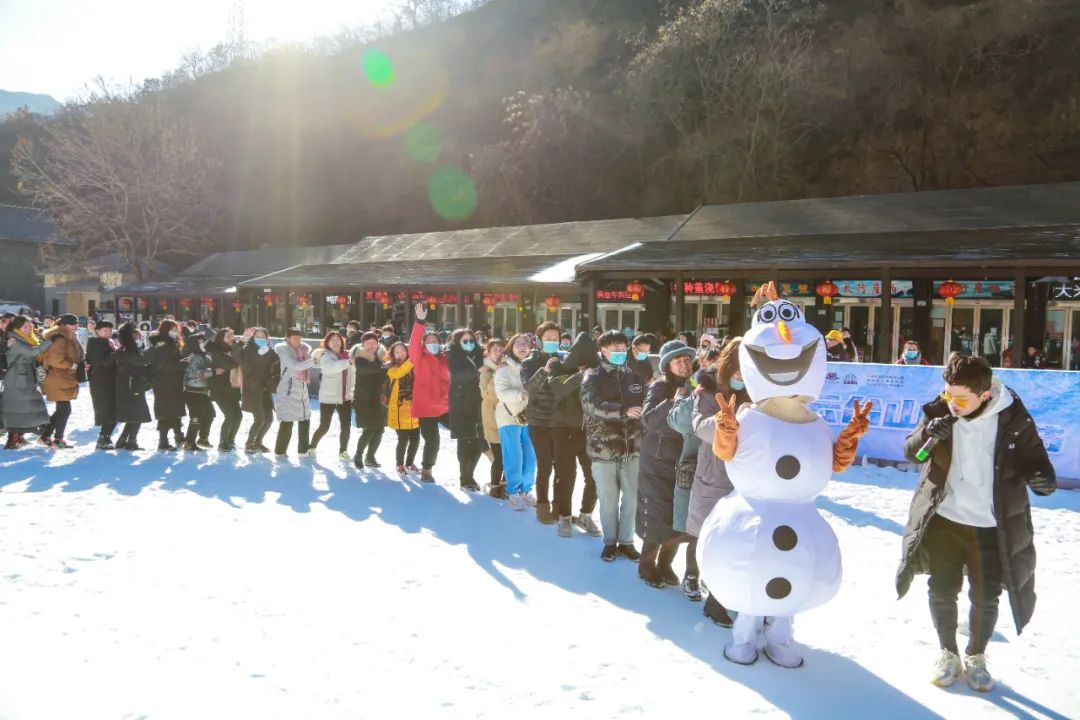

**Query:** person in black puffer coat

left=110, top=322, right=153, bottom=450
left=447, top=327, right=486, bottom=491
left=520, top=321, right=563, bottom=523
left=896, top=354, right=1055, bottom=692
left=240, top=327, right=277, bottom=453
left=636, top=340, right=697, bottom=589
left=206, top=328, right=242, bottom=451
left=85, top=321, right=119, bottom=449
left=350, top=331, right=388, bottom=468
left=147, top=320, right=187, bottom=451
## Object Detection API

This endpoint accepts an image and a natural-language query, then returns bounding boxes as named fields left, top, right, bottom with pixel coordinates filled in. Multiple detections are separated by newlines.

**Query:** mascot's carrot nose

left=777, top=321, right=793, bottom=344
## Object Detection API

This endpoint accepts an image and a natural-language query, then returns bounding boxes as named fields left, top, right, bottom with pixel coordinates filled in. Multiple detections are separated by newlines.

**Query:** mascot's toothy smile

left=743, top=339, right=820, bottom=386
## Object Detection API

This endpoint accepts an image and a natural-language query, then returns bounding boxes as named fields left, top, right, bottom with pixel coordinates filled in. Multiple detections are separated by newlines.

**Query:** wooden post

left=729, top=280, right=746, bottom=337
left=456, top=288, right=466, bottom=330
left=675, top=271, right=686, bottom=334
left=1013, top=269, right=1027, bottom=361
left=879, top=267, right=893, bottom=364
left=585, top=276, right=597, bottom=332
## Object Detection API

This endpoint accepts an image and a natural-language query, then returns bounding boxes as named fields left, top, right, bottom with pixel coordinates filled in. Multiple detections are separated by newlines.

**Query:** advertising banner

left=811, top=363, right=1080, bottom=481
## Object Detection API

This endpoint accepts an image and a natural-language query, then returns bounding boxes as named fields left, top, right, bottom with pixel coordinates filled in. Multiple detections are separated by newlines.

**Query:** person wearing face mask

left=409, top=303, right=451, bottom=483
left=519, top=322, right=565, bottom=523
left=309, top=331, right=355, bottom=460
left=479, top=338, right=508, bottom=498
left=627, top=333, right=658, bottom=384
left=495, top=333, right=537, bottom=509
left=896, top=340, right=930, bottom=366
left=447, top=326, right=486, bottom=492
left=897, top=354, right=1055, bottom=692
left=385, top=341, right=421, bottom=474
left=110, top=322, right=153, bottom=450
left=636, top=340, right=697, bottom=589
left=684, top=337, right=748, bottom=627
left=180, top=332, right=215, bottom=451
left=85, top=320, right=119, bottom=450
left=581, top=330, right=646, bottom=562
left=350, top=331, right=388, bottom=468
left=841, top=327, right=860, bottom=363
left=147, top=320, right=187, bottom=451
left=559, top=333, right=572, bottom=352
left=378, top=324, right=399, bottom=349
left=825, top=330, right=850, bottom=362
left=240, top=326, right=277, bottom=454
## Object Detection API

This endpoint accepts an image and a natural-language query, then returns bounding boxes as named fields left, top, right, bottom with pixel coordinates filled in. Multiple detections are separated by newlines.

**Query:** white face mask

left=168, top=330, right=179, bottom=339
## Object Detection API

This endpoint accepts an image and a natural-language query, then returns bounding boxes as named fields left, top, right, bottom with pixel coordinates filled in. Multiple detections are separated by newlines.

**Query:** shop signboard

left=744, top=281, right=915, bottom=298
left=812, top=362, right=1079, bottom=482
left=1050, top=282, right=1080, bottom=300
left=932, top=280, right=1015, bottom=299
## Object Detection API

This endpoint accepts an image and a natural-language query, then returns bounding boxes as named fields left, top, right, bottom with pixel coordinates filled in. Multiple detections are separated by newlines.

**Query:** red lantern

left=483, top=294, right=498, bottom=309
left=179, top=297, right=192, bottom=310
left=626, top=281, right=645, bottom=302
left=201, top=296, right=215, bottom=309
left=426, top=295, right=437, bottom=310
left=336, top=294, right=348, bottom=310
left=138, top=298, right=149, bottom=310
left=159, top=299, right=169, bottom=311
left=264, top=293, right=275, bottom=308
left=545, top=295, right=561, bottom=311
left=816, top=281, right=838, bottom=305
left=938, top=279, right=964, bottom=306
left=716, top=281, right=736, bottom=301
left=231, top=300, right=242, bottom=312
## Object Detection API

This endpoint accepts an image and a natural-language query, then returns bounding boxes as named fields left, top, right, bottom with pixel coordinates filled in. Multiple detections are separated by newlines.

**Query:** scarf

left=295, top=344, right=311, bottom=384
left=13, top=327, right=40, bottom=348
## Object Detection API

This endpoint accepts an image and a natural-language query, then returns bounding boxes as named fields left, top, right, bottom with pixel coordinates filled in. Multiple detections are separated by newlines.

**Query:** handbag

left=675, top=459, right=697, bottom=490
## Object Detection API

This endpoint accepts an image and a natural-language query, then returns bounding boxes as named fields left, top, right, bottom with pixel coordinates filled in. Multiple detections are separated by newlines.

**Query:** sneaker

left=245, top=444, right=258, bottom=454
left=600, top=544, right=619, bottom=562
left=682, top=574, right=703, bottom=601
left=557, top=516, right=573, bottom=538
left=257, top=444, right=272, bottom=453
left=52, top=439, right=73, bottom=449
left=183, top=441, right=203, bottom=452
left=930, top=649, right=964, bottom=688
left=522, top=494, right=538, bottom=508
left=96, top=438, right=115, bottom=450
left=507, top=493, right=522, bottom=511
left=460, top=481, right=482, bottom=493
left=420, top=469, right=435, bottom=483
left=159, top=441, right=178, bottom=452
left=339, top=451, right=351, bottom=460
left=365, top=458, right=381, bottom=468
left=396, top=465, right=407, bottom=474
left=574, top=513, right=602, bottom=537
left=512, top=492, right=529, bottom=511
left=407, top=464, right=420, bottom=473
left=196, top=439, right=212, bottom=448
left=307, top=448, right=318, bottom=458
left=964, top=654, right=994, bottom=692
left=618, top=544, right=641, bottom=561
left=37, top=436, right=54, bottom=448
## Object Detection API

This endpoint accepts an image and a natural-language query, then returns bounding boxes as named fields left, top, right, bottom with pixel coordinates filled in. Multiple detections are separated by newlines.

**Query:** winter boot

left=600, top=544, right=619, bottom=562
left=931, top=649, right=964, bottom=688
left=657, top=544, right=680, bottom=586
left=96, top=434, right=115, bottom=451
left=488, top=482, right=509, bottom=500
left=682, top=574, right=703, bottom=602
left=158, top=429, right=177, bottom=452
left=535, top=501, right=556, bottom=525
left=420, top=468, right=435, bottom=483
left=618, top=544, right=641, bottom=561
left=173, top=428, right=185, bottom=448
left=704, top=595, right=734, bottom=627
left=4, top=432, right=22, bottom=450
left=964, top=654, right=994, bottom=692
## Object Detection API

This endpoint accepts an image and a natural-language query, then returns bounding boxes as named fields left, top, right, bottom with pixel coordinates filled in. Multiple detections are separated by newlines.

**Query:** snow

left=1, top=393, right=1078, bottom=720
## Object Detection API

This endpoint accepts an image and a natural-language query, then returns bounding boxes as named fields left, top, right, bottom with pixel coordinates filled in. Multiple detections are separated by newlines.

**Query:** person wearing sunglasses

left=896, top=353, right=1056, bottom=693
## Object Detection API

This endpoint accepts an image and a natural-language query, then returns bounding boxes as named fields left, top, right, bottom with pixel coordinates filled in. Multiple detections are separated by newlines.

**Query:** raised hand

left=848, top=399, right=873, bottom=437
left=712, top=393, right=739, bottom=461
left=415, top=303, right=428, bottom=321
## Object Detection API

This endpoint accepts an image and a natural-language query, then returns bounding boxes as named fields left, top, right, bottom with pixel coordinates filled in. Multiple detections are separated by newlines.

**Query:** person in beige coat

left=38, top=314, right=83, bottom=448
left=479, top=338, right=506, bottom=499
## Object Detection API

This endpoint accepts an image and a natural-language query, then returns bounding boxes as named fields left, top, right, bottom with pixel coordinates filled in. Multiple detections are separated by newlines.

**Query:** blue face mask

left=635, top=351, right=649, bottom=361
left=560, top=343, right=571, bottom=351
left=542, top=340, right=559, bottom=354
left=730, top=378, right=745, bottom=391
left=904, top=350, right=919, bottom=361
left=253, top=337, right=267, bottom=348
left=462, top=341, right=476, bottom=352
left=608, top=351, right=627, bottom=366
left=622, top=328, right=633, bottom=339
left=426, top=343, right=441, bottom=355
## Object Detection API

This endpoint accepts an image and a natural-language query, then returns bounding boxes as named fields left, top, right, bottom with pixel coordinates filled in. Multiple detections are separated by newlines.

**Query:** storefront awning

left=110, top=275, right=255, bottom=296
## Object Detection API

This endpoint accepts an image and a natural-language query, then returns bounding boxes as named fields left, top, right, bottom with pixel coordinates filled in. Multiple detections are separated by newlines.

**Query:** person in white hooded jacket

left=273, top=328, right=315, bottom=456
left=308, top=331, right=355, bottom=458
left=495, top=334, right=536, bottom=510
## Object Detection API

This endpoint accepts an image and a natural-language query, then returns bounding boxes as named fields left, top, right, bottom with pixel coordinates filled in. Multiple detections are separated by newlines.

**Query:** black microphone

left=914, top=416, right=958, bottom=462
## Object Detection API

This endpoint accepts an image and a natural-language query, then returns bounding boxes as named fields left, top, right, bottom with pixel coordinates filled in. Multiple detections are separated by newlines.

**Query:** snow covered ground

left=1, top=392, right=1077, bottom=720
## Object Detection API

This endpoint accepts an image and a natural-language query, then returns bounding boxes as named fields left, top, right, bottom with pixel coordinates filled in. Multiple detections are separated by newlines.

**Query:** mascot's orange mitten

left=713, top=393, right=739, bottom=462
left=833, top=399, right=873, bottom=472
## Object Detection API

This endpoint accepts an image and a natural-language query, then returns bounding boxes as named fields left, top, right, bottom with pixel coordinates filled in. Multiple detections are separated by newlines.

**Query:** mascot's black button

left=766, top=577, right=792, bottom=600
left=776, top=455, right=800, bottom=480
left=772, top=525, right=798, bottom=551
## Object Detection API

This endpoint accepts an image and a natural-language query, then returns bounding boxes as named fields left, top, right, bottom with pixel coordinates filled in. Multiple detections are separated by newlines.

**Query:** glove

left=1027, top=472, right=1056, bottom=496
left=925, top=416, right=955, bottom=442
left=712, top=393, right=739, bottom=461
left=833, top=400, right=873, bottom=473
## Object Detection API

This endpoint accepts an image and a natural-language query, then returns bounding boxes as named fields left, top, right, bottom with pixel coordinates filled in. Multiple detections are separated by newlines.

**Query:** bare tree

left=12, top=90, right=224, bottom=281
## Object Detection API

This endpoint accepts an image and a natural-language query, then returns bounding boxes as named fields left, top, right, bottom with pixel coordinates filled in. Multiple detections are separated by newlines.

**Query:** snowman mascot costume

left=697, top=282, right=872, bottom=668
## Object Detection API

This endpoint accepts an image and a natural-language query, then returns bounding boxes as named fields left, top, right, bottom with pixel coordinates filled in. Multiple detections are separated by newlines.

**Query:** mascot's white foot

left=724, top=642, right=759, bottom=666
left=763, top=616, right=803, bottom=669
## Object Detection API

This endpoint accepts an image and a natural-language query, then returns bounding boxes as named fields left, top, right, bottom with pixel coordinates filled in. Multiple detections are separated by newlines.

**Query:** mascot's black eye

left=758, top=306, right=777, bottom=323
left=778, top=303, right=799, bottom=321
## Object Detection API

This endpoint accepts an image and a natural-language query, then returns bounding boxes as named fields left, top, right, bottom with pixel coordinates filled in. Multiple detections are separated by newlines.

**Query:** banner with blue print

left=811, top=363, right=1080, bottom=481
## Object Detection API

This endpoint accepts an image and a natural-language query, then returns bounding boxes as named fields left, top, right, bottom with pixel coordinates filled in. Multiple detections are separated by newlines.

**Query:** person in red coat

left=410, top=303, right=451, bottom=482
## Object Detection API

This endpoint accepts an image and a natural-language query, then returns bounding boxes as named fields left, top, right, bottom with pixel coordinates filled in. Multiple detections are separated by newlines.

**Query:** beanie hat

left=58, top=313, right=79, bottom=326
left=659, top=340, right=696, bottom=374
left=95, top=320, right=114, bottom=329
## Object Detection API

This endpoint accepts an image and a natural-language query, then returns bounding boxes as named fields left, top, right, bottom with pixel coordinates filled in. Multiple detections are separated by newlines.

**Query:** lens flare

left=362, top=49, right=395, bottom=88
left=405, top=123, right=442, bottom=163
left=427, top=166, right=477, bottom=221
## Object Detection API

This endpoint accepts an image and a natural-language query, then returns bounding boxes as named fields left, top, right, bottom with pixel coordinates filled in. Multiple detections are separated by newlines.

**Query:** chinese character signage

left=1051, top=282, right=1080, bottom=300
left=596, top=290, right=637, bottom=301
left=932, top=280, right=1015, bottom=299
left=744, top=281, right=914, bottom=298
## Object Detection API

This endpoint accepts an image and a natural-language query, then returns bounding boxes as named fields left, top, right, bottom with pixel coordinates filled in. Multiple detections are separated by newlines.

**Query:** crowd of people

left=0, top=303, right=1059, bottom=691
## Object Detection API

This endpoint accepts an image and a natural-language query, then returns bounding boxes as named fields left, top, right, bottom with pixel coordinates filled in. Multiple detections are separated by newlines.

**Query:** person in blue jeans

left=495, top=333, right=537, bottom=510
left=581, top=331, right=646, bottom=562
